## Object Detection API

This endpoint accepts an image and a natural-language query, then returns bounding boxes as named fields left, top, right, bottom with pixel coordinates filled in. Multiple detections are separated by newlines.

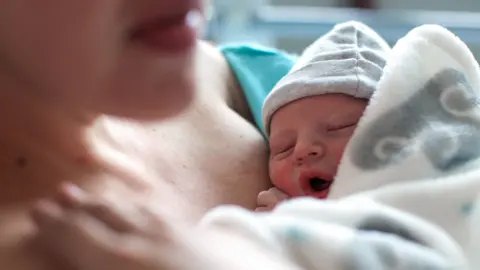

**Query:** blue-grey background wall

left=207, top=0, right=480, bottom=59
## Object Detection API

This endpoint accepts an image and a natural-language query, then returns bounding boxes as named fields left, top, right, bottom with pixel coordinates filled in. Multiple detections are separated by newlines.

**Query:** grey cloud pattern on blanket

left=350, top=68, right=480, bottom=171
left=344, top=231, right=452, bottom=270
left=344, top=215, right=452, bottom=270
left=356, top=215, right=425, bottom=245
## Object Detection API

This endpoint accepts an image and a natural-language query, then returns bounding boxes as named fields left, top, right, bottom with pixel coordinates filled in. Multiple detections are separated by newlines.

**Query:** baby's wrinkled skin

left=256, top=94, right=368, bottom=210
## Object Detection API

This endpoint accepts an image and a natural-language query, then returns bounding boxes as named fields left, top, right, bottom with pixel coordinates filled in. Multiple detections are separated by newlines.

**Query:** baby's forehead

left=268, top=96, right=367, bottom=135
left=276, top=94, right=366, bottom=117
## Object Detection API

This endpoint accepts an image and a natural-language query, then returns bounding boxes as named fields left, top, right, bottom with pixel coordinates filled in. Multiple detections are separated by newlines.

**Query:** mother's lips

left=130, top=10, right=202, bottom=54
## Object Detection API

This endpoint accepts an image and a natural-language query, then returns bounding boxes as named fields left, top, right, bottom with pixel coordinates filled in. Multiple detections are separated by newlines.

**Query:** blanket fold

left=331, top=24, right=480, bottom=198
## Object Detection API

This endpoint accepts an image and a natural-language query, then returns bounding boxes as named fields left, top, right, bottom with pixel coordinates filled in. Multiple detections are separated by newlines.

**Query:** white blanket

left=201, top=25, right=480, bottom=270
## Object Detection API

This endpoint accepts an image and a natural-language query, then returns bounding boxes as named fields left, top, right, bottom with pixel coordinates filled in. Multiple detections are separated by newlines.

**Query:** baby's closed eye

left=325, top=121, right=358, bottom=135
left=269, top=141, right=295, bottom=158
left=270, top=144, right=294, bottom=158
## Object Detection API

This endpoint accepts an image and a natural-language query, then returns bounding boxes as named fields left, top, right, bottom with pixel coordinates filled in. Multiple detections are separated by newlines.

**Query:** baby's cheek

left=335, top=139, right=351, bottom=167
left=270, top=163, right=299, bottom=197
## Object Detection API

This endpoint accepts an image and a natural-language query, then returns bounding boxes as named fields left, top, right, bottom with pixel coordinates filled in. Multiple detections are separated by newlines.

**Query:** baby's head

left=262, top=21, right=391, bottom=199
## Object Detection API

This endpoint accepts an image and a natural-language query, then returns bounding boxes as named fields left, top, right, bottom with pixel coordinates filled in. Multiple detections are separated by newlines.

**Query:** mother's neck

left=0, top=72, right=115, bottom=205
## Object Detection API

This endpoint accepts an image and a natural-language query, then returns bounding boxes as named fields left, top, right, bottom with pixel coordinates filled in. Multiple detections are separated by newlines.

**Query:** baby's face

left=268, top=94, right=367, bottom=199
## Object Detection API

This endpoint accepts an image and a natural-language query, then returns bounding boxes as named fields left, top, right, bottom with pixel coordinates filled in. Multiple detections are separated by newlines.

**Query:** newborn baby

left=257, top=21, right=391, bottom=210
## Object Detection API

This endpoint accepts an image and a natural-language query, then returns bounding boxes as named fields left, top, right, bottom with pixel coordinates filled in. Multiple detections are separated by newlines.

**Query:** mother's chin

left=94, top=47, right=197, bottom=121
left=100, top=78, right=196, bottom=121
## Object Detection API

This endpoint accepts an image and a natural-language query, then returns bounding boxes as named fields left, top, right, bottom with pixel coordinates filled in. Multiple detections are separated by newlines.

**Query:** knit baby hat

left=262, top=21, right=391, bottom=135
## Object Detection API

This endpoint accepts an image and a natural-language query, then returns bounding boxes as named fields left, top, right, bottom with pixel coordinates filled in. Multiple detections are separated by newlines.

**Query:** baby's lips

left=297, top=169, right=335, bottom=198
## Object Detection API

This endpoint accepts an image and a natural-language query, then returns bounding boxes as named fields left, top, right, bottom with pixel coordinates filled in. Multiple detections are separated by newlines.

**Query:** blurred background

left=204, top=0, right=480, bottom=59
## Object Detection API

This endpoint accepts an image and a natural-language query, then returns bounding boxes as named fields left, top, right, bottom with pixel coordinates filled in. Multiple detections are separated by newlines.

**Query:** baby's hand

left=255, top=187, right=289, bottom=212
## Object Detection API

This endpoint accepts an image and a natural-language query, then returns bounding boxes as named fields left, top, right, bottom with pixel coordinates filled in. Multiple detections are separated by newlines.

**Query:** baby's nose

left=295, top=148, right=323, bottom=165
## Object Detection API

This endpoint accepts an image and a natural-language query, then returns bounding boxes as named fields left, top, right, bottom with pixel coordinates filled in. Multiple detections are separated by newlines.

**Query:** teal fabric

left=219, top=43, right=296, bottom=135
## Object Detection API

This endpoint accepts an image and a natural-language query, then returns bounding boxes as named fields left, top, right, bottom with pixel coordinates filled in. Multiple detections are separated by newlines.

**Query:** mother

left=0, top=0, right=296, bottom=269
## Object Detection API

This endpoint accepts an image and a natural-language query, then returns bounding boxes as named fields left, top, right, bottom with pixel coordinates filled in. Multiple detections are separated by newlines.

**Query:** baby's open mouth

left=309, top=177, right=331, bottom=192
left=298, top=171, right=334, bottom=199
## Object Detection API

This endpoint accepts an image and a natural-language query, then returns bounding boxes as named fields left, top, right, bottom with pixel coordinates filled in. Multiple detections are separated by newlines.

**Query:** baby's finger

left=257, top=190, right=278, bottom=207
left=270, top=187, right=290, bottom=201
left=254, top=206, right=273, bottom=212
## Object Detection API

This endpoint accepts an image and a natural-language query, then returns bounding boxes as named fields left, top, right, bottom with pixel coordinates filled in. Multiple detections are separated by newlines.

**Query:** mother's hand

left=30, top=183, right=183, bottom=270
left=30, top=183, right=301, bottom=270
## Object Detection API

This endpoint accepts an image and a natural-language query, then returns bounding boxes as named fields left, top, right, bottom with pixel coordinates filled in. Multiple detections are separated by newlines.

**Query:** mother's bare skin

left=30, top=183, right=298, bottom=270
left=0, top=42, right=273, bottom=270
